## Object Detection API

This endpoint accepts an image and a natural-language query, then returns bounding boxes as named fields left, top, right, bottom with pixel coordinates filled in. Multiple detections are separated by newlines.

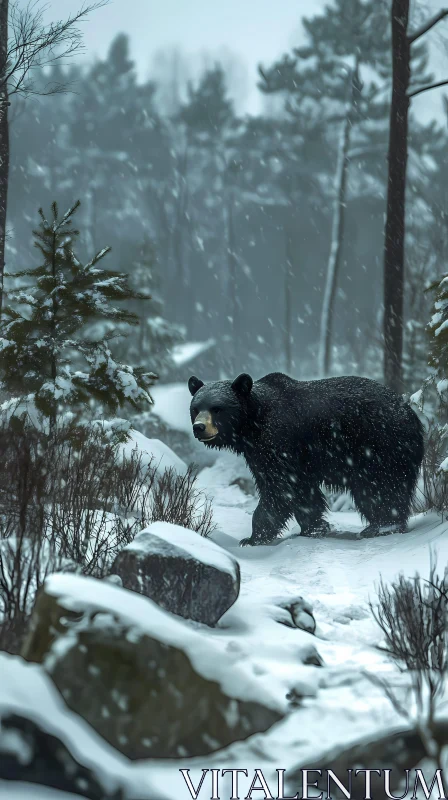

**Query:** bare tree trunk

left=85, top=185, right=97, bottom=255
left=49, top=228, right=58, bottom=433
left=318, top=65, right=359, bottom=377
left=226, top=187, right=238, bottom=373
left=284, top=226, right=293, bottom=375
left=383, top=0, right=410, bottom=394
left=173, top=147, right=189, bottom=285
left=0, top=0, right=9, bottom=320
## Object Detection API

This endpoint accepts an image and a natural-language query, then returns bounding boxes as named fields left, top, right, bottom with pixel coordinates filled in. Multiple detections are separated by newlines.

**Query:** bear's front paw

left=239, top=536, right=256, bottom=547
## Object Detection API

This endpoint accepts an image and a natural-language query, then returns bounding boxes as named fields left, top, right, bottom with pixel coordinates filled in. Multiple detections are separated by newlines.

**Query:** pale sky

left=42, top=0, right=448, bottom=120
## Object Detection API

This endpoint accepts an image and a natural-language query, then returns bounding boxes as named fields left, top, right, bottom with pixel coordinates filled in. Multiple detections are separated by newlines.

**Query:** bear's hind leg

left=351, top=481, right=410, bottom=536
left=294, top=484, right=329, bottom=537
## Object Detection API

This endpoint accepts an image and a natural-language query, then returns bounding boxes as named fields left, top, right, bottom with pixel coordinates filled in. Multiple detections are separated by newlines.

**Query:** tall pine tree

left=258, top=0, right=433, bottom=377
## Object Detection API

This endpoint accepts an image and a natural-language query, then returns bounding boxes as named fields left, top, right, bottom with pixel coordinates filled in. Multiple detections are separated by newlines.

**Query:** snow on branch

left=408, top=9, right=448, bottom=44
left=409, top=78, right=448, bottom=99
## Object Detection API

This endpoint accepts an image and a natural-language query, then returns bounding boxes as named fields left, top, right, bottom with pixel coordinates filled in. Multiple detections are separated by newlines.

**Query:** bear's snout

left=192, top=411, right=218, bottom=441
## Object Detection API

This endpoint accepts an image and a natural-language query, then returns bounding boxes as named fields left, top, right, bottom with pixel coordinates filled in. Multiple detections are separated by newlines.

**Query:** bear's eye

left=192, top=407, right=199, bottom=418
left=211, top=407, right=221, bottom=415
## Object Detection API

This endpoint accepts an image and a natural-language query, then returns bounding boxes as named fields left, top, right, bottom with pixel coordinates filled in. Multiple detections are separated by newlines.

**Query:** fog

left=8, top=0, right=448, bottom=389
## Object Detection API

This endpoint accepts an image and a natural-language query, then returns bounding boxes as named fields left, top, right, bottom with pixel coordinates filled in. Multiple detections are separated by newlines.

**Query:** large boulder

left=285, top=725, right=448, bottom=800
left=110, top=522, right=240, bottom=626
left=0, top=653, right=144, bottom=800
left=22, top=574, right=283, bottom=760
left=0, top=713, right=125, bottom=799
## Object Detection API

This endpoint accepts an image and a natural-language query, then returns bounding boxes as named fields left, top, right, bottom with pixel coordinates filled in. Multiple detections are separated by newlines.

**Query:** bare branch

left=408, top=9, right=448, bottom=44
left=409, top=78, right=448, bottom=99
left=0, top=0, right=109, bottom=98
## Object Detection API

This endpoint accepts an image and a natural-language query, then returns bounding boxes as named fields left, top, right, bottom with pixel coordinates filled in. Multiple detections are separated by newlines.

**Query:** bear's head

left=188, top=373, right=253, bottom=448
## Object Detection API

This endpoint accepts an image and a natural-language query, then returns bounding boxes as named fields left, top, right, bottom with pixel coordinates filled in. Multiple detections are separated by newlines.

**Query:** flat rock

left=22, top=574, right=283, bottom=760
left=110, top=522, right=240, bottom=626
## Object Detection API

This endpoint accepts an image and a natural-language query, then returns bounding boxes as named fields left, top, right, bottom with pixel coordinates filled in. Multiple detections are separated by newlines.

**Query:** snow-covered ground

left=4, top=439, right=448, bottom=799
left=140, top=451, right=448, bottom=799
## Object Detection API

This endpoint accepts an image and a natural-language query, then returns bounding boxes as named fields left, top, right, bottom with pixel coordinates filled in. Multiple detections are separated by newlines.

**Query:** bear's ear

left=232, top=373, right=253, bottom=395
left=188, top=375, right=204, bottom=396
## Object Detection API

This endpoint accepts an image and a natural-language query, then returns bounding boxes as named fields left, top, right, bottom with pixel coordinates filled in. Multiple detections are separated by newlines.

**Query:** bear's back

left=253, top=372, right=413, bottom=431
left=255, top=372, right=398, bottom=406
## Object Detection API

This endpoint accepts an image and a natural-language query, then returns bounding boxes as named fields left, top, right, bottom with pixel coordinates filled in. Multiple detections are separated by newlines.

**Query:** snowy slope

left=5, top=448, right=448, bottom=799
left=102, top=453, right=448, bottom=796
left=151, top=452, right=447, bottom=799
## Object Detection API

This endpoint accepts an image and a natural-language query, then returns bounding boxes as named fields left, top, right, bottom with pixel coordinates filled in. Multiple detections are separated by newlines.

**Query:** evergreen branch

left=408, top=9, right=448, bottom=44
left=80, top=246, right=112, bottom=272
left=57, top=200, right=81, bottom=230
left=409, top=79, right=448, bottom=99
left=8, top=291, right=38, bottom=306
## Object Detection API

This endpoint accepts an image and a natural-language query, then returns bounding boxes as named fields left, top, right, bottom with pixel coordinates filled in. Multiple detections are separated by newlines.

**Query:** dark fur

left=189, top=372, right=424, bottom=545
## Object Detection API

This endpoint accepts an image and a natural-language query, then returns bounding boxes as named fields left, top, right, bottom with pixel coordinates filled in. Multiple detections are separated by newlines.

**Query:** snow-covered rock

left=0, top=712, right=121, bottom=799
left=111, top=522, right=240, bottom=626
left=23, top=574, right=283, bottom=759
left=119, top=430, right=187, bottom=475
left=92, top=417, right=188, bottom=474
left=285, top=725, right=427, bottom=799
left=0, top=652, right=144, bottom=799
left=278, top=597, right=317, bottom=635
left=0, top=786, right=87, bottom=799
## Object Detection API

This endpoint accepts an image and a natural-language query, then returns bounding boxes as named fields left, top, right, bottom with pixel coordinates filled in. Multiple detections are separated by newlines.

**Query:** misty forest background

left=4, top=0, right=448, bottom=394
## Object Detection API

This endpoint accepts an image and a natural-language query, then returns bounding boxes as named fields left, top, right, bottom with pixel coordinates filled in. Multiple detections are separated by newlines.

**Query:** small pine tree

left=409, top=273, right=448, bottom=512
left=427, top=273, right=448, bottom=388
left=0, top=201, right=156, bottom=424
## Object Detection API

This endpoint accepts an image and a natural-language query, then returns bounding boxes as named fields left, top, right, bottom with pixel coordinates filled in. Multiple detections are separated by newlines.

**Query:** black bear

left=188, top=372, right=424, bottom=546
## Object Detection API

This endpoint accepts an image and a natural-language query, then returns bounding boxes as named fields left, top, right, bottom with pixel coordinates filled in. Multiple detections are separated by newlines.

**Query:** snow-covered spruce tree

left=0, top=201, right=156, bottom=425
left=410, top=273, right=448, bottom=512
left=421, top=274, right=448, bottom=397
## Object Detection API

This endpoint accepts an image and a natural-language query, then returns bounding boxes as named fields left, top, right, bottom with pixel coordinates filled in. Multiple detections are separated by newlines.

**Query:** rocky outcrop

left=0, top=712, right=126, bottom=799
left=110, top=522, right=240, bottom=626
left=22, top=574, right=283, bottom=760
left=285, top=724, right=448, bottom=800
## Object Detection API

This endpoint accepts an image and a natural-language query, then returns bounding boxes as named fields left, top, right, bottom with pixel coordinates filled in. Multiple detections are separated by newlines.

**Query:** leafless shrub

left=113, top=460, right=215, bottom=544
left=372, top=568, right=448, bottom=675
left=0, top=418, right=215, bottom=653
left=49, top=426, right=126, bottom=575
left=368, top=557, right=448, bottom=766
left=0, top=533, right=60, bottom=653
left=150, top=465, right=215, bottom=537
